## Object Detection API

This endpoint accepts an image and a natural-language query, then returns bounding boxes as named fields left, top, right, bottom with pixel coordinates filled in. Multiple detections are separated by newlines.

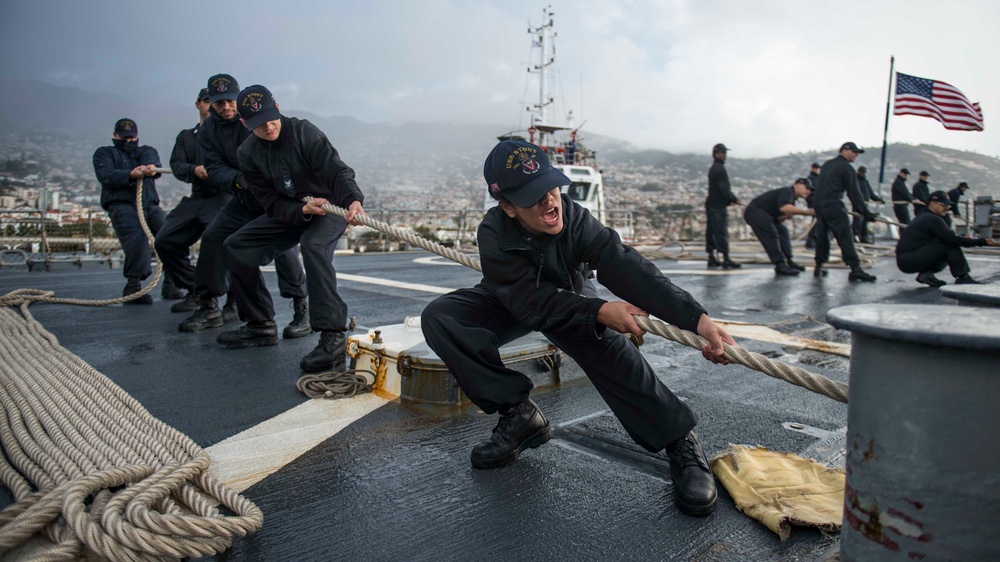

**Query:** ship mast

left=528, top=6, right=556, bottom=148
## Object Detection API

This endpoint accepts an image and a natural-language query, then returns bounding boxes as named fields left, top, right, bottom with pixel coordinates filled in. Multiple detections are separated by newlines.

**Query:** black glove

left=864, top=211, right=879, bottom=222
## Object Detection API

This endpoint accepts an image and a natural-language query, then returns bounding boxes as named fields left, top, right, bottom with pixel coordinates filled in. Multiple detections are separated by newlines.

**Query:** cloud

left=1, top=0, right=998, bottom=157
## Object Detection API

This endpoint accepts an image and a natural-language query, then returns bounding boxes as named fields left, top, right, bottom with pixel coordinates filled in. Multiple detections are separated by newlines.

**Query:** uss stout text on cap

left=237, top=85, right=281, bottom=131
left=206, top=73, right=239, bottom=103
left=483, top=139, right=571, bottom=208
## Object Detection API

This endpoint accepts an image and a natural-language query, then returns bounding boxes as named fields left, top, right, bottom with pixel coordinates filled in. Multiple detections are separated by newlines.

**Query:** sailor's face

left=503, top=188, right=563, bottom=236
left=212, top=99, right=238, bottom=120
left=252, top=119, right=282, bottom=141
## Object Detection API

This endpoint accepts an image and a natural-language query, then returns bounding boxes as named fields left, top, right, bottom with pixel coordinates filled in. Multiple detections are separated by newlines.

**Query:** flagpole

left=877, top=56, right=895, bottom=197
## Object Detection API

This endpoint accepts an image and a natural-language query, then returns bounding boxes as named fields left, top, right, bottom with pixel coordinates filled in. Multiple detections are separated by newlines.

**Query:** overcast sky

left=2, top=0, right=998, bottom=158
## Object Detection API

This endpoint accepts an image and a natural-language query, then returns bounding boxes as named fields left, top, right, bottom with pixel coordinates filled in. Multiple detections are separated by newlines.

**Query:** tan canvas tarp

left=711, top=445, right=845, bottom=540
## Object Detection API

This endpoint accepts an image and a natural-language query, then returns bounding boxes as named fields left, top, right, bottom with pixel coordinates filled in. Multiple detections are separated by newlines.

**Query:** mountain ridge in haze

left=1, top=78, right=997, bottom=198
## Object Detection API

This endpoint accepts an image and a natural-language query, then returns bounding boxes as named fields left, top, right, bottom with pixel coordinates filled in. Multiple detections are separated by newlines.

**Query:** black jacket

left=912, top=179, right=931, bottom=209
left=891, top=175, right=912, bottom=204
left=746, top=186, right=796, bottom=219
left=478, top=194, right=706, bottom=340
left=806, top=171, right=820, bottom=208
left=170, top=123, right=223, bottom=199
left=947, top=187, right=964, bottom=217
left=199, top=108, right=260, bottom=213
left=93, top=142, right=161, bottom=210
left=705, top=159, right=738, bottom=208
left=238, top=116, right=364, bottom=226
left=896, top=211, right=987, bottom=254
left=857, top=175, right=882, bottom=202
left=815, top=155, right=868, bottom=214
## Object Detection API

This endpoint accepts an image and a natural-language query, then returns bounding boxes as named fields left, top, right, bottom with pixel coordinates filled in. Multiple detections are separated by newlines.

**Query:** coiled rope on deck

left=1, top=176, right=263, bottom=561
left=308, top=197, right=850, bottom=404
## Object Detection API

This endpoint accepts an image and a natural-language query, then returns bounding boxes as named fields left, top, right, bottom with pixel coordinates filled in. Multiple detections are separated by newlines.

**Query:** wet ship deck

left=2, top=241, right=998, bottom=561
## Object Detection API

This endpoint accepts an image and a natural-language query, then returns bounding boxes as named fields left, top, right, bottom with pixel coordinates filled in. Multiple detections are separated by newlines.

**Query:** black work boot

left=848, top=266, right=877, bottom=282
left=161, top=276, right=186, bottom=300
left=217, top=321, right=279, bottom=349
left=665, top=431, right=717, bottom=517
left=955, top=274, right=982, bottom=285
left=787, top=260, right=806, bottom=272
left=915, top=272, right=946, bottom=287
left=774, top=262, right=800, bottom=276
left=123, top=277, right=152, bottom=305
left=178, top=298, right=223, bottom=332
left=283, top=297, right=313, bottom=339
left=471, top=399, right=553, bottom=469
left=706, top=252, right=722, bottom=268
left=221, top=293, right=239, bottom=323
left=813, top=264, right=828, bottom=277
left=299, top=330, right=347, bottom=372
left=170, top=292, right=199, bottom=313
left=721, top=255, right=742, bottom=269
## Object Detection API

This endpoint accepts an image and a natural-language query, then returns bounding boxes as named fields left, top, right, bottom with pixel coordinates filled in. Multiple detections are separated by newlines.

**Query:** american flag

left=894, top=72, right=984, bottom=131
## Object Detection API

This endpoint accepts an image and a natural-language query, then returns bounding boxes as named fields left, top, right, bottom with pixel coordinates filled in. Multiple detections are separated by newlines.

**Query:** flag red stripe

left=894, top=72, right=983, bottom=131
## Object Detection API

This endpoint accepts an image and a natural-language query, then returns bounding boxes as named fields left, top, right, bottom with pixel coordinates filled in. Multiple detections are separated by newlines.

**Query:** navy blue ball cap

left=928, top=190, right=952, bottom=207
left=198, top=87, right=210, bottom=102
left=484, top=140, right=571, bottom=208
left=840, top=141, right=865, bottom=154
left=795, top=177, right=813, bottom=189
left=237, top=85, right=281, bottom=131
left=114, top=118, right=138, bottom=138
left=713, top=143, right=728, bottom=154
left=207, top=73, right=239, bottom=103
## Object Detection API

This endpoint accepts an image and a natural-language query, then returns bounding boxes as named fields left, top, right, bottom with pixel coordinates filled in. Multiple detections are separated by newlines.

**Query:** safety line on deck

left=205, top=394, right=389, bottom=493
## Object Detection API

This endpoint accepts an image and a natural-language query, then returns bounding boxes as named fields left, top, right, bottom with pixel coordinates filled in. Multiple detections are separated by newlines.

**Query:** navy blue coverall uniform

left=912, top=179, right=931, bottom=217
left=813, top=155, right=872, bottom=270
left=93, top=141, right=166, bottom=280
left=705, top=158, right=737, bottom=257
left=421, top=194, right=707, bottom=452
left=153, top=122, right=232, bottom=291
left=743, top=186, right=798, bottom=265
left=235, top=116, right=363, bottom=328
left=891, top=174, right=913, bottom=225
left=192, top=107, right=306, bottom=306
left=852, top=174, right=882, bottom=242
left=896, top=211, right=987, bottom=279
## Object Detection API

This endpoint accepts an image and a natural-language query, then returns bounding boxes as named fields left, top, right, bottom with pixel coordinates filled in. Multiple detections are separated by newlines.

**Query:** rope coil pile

left=1, top=184, right=262, bottom=560
left=0, top=306, right=263, bottom=561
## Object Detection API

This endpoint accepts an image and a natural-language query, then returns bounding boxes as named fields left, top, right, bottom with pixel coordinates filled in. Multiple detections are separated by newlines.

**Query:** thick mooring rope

left=0, top=180, right=263, bottom=560
left=312, top=197, right=849, bottom=404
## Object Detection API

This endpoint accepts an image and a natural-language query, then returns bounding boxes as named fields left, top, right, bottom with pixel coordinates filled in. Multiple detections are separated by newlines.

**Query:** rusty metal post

left=827, top=304, right=1000, bottom=561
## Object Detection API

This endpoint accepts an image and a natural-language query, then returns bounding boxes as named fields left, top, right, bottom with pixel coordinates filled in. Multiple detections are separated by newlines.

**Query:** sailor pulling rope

left=303, top=196, right=850, bottom=404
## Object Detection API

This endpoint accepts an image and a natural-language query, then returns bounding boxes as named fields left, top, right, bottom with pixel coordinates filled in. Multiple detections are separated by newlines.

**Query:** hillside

left=1, top=78, right=997, bottom=205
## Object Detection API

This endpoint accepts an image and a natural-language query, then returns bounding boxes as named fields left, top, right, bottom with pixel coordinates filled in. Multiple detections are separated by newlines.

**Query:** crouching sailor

left=421, top=139, right=736, bottom=517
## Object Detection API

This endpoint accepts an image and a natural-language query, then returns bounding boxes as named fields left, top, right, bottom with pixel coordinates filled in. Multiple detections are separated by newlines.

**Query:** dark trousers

left=420, top=282, right=697, bottom=452
left=153, top=193, right=231, bottom=290
left=852, top=214, right=871, bottom=243
left=106, top=202, right=166, bottom=280
left=814, top=202, right=860, bottom=269
left=893, top=204, right=911, bottom=225
left=194, top=197, right=306, bottom=303
left=744, top=207, right=792, bottom=264
left=705, top=206, right=729, bottom=255
left=896, top=242, right=971, bottom=278
left=226, top=213, right=346, bottom=328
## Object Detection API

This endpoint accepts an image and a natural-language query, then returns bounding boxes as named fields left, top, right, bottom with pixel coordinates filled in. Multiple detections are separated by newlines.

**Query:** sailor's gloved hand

left=864, top=211, right=879, bottom=222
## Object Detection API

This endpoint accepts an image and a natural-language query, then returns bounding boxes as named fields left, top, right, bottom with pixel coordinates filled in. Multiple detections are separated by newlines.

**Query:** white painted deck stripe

left=336, top=272, right=454, bottom=294
left=205, top=394, right=389, bottom=492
